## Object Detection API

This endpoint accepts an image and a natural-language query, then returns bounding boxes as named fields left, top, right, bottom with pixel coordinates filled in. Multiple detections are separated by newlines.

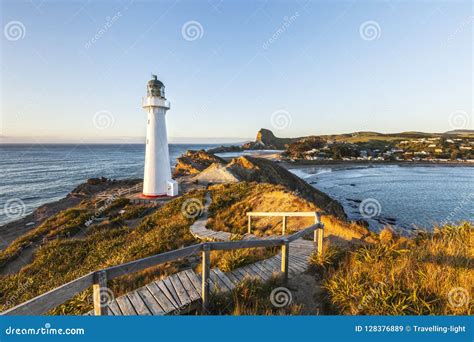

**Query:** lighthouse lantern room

left=142, top=75, right=178, bottom=197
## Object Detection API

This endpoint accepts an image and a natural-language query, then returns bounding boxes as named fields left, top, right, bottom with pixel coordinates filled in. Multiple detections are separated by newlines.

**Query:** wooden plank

left=265, top=256, right=281, bottom=273
left=162, top=278, right=183, bottom=308
left=229, top=269, right=245, bottom=283
left=170, top=274, right=192, bottom=307
left=177, top=271, right=200, bottom=302
left=260, top=258, right=279, bottom=274
left=289, top=259, right=307, bottom=273
left=291, top=254, right=309, bottom=265
left=183, top=269, right=202, bottom=296
left=259, top=262, right=277, bottom=277
left=106, top=244, right=203, bottom=280
left=288, top=260, right=305, bottom=273
left=155, top=280, right=179, bottom=310
left=147, top=282, right=177, bottom=313
left=136, top=287, right=165, bottom=315
left=2, top=272, right=94, bottom=316
left=213, top=269, right=235, bottom=291
left=253, top=262, right=273, bottom=280
left=234, top=268, right=251, bottom=281
left=127, top=291, right=152, bottom=315
left=108, top=301, right=122, bottom=316
left=248, top=264, right=271, bottom=282
left=223, top=270, right=240, bottom=285
left=115, top=295, right=137, bottom=315
left=210, top=269, right=230, bottom=292
left=239, top=265, right=260, bottom=279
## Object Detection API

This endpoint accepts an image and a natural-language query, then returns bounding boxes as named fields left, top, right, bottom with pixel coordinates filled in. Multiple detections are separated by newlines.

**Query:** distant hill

left=444, top=129, right=474, bottom=135
left=242, top=129, right=474, bottom=149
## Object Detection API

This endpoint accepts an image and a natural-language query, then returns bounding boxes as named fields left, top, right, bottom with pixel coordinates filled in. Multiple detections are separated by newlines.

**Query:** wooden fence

left=247, top=211, right=323, bottom=254
left=2, top=212, right=324, bottom=316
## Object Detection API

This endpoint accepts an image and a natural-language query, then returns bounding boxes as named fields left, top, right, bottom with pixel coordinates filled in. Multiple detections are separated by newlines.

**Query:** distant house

left=435, top=148, right=443, bottom=153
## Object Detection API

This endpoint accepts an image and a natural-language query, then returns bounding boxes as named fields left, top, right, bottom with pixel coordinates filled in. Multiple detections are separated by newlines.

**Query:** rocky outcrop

left=173, top=150, right=227, bottom=177
left=207, top=145, right=243, bottom=154
left=174, top=148, right=347, bottom=219
left=226, top=156, right=346, bottom=219
left=242, top=128, right=300, bottom=150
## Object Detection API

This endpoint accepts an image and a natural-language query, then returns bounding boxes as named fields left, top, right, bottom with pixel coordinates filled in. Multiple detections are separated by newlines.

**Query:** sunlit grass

left=322, top=223, right=473, bottom=315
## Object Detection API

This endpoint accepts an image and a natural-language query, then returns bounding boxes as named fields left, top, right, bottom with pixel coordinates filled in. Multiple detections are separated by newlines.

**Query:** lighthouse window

left=147, top=119, right=150, bottom=125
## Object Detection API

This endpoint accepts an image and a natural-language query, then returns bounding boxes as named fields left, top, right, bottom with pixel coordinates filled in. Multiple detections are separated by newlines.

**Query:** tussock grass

left=208, top=277, right=301, bottom=315
left=0, top=191, right=205, bottom=314
left=309, top=245, right=347, bottom=273
left=323, top=223, right=473, bottom=315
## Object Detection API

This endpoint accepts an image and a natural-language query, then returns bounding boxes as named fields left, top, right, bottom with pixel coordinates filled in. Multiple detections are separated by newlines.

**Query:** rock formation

left=173, top=150, right=227, bottom=177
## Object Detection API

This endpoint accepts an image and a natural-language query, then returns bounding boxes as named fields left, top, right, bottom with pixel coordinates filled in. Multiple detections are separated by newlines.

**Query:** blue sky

left=1, top=0, right=472, bottom=143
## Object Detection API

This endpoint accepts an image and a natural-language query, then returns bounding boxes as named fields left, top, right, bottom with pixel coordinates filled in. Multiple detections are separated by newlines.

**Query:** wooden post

left=281, top=238, right=289, bottom=283
left=201, top=244, right=211, bottom=312
left=247, top=216, right=251, bottom=235
left=315, top=213, right=323, bottom=255
left=93, top=270, right=108, bottom=316
left=282, top=216, right=287, bottom=235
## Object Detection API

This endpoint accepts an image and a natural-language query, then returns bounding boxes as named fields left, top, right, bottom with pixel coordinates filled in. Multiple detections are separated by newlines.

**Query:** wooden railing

left=247, top=211, right=323, bottom=254
left=2, top=214, right=324, bottom=316
left=94, top=183, right=142, bottom=209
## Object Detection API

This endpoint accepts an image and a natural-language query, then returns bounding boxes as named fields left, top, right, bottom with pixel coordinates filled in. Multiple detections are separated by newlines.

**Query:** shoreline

left=1, top=153, right=472, bottom=250
left=280, top=159, right=474, bottom=168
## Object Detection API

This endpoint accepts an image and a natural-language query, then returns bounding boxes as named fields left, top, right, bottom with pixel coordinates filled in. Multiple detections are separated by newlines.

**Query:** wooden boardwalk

left=92, top=192, right=316, bottom=315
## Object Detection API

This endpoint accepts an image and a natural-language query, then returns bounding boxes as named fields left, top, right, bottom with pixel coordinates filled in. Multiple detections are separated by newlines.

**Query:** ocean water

left=0, top=144, right=218, bottom=226
left=1, top=145, right=473, bottom=232
left=290, top=165, right=474, bottom=232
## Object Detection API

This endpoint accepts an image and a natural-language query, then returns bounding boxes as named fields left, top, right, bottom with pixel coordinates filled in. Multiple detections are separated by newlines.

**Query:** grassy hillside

left=0, top=190, right=205, bottom=314
left=207, top=182, right=371, bottom=243
left=321, top=223, right=473, bottom=315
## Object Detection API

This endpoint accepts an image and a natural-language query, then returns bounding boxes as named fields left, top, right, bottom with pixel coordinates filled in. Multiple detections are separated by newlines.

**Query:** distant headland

left=208, top=128, right=474, bottom=164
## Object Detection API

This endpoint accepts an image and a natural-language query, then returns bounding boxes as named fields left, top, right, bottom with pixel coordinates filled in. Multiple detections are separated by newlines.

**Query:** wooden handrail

left=247, top=212, right=319, bottom=217
left=2, top=218, right=324, bottom=316
left=247, top=211, right=321, bottom=236
left=105, top=244, right=203, bottom=280
left=2, top=272, right=95, bottom=316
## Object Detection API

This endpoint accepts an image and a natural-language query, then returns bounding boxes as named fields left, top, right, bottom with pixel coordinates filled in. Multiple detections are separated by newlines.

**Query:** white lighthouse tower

left=142, top=75, right=178, bottom=197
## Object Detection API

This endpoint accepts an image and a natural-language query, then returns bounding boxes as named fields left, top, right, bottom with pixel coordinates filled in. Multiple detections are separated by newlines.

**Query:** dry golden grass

left=0, top=191, right=205, bottom=314
left=208, top=277, right=301, bottom=315
left=207, top=182, right=372, bottom=245
left=323, top=222, right=473, bottom=315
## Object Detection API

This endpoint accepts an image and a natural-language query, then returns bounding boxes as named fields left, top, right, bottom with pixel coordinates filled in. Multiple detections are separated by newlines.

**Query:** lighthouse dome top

left=147, top=74, right=165, bottom=98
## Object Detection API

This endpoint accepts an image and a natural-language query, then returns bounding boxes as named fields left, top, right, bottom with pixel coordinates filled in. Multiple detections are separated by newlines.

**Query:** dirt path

left=288, top=272, right=326, bottom=315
